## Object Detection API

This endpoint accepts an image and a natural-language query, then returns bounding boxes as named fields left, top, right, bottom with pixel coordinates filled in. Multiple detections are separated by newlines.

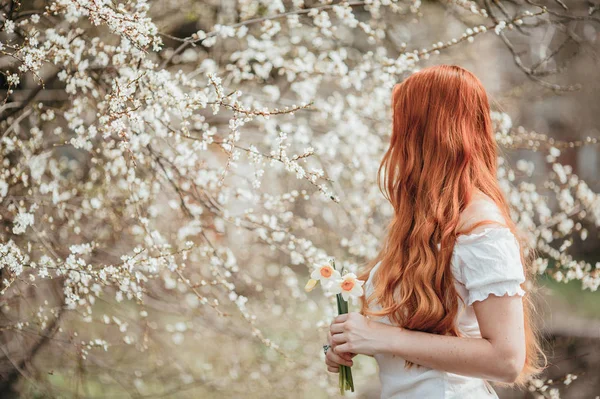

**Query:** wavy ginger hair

left=357, top=65, right=546, bottom=387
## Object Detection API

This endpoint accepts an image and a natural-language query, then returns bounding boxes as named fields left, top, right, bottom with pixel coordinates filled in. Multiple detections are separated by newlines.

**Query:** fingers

left=327, top=319, right=354, bottom=371
left=334, top=342, right=353, bottom=359
left=330, top=332, right=347, bottom=345
left=327, top=331, right=338, bottom=351
left=325, top=355, right=340, bottom=372
left=334, top=343, right=351, bottom=355
left=333, top=313, right=349, bottom=323
left=326, top=346, right=353, bottom=367
left=330, top=322, right=344, bottom=334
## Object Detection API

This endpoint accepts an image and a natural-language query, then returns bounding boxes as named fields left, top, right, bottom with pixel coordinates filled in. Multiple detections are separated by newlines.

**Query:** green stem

left=339, top=364, right=345, bottom=395
left=346, top=366, right=354, bottom=392
left=336, top=293, right=354, bottom=393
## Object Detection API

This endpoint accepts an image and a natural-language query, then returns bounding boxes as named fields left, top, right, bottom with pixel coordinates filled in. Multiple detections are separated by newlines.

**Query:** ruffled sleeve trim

left=467, top=281, right=526, bottom=306
left=453, top=226, right=526, bottom=306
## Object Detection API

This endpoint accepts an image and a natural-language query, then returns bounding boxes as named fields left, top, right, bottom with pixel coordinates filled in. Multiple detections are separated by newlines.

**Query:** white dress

left=364, top=225, right=527, bottom=399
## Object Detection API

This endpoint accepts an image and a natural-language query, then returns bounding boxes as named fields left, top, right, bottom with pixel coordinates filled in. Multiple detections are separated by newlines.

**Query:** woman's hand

left=325, top=330, right=356, bottom=373
left=330, top=312, right=390, bottom=357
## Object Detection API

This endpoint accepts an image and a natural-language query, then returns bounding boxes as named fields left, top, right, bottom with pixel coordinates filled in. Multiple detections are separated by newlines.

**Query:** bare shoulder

left=457, top=191, right=508, bottom=234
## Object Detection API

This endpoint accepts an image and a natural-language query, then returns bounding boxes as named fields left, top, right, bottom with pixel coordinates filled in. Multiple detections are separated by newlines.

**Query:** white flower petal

left=350, top=285, right=363, bottom=297
left=341, top=291, right=350, bottom=301
left=329, top=284, right=342, bottom=294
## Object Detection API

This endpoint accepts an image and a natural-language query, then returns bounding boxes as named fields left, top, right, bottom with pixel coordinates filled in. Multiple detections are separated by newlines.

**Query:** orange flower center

left=320, top=267, right=333, bottom=278
left=341, top=280, right=355, bottom=291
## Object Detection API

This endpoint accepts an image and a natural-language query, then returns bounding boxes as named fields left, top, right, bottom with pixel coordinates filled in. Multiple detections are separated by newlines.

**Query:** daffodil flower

left=330, top=273, right=364, bottom=301
left=305, top=260, right=361, bottom=394
left=310, top=263, right=341, bottom=286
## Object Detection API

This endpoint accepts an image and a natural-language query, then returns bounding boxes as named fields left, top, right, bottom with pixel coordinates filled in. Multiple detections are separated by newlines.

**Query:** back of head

left=381, top=64, right=498, bottom=210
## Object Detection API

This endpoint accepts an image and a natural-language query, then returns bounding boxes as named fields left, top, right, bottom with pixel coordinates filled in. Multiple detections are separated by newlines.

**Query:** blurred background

left=1, top=0, right=599, bottom=398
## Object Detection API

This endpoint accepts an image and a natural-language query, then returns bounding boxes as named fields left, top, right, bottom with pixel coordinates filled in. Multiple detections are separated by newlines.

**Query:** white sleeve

left=454, top=226, right=526, bottom=306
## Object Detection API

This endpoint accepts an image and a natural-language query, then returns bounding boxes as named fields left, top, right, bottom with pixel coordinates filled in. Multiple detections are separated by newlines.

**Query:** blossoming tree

left=1, top=0, right=598, bottom=397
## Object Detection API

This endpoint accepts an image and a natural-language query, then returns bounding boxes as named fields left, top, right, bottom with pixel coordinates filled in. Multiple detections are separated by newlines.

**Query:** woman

left=324, top=65, right=546, bottom=398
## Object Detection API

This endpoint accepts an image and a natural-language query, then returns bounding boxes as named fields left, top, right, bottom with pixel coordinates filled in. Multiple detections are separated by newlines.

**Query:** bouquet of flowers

left=305, top=259, right=365, bottom=395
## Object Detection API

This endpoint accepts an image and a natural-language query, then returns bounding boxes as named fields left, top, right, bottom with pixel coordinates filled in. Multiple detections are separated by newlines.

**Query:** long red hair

left=358, top=65, right=546, bottom=386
